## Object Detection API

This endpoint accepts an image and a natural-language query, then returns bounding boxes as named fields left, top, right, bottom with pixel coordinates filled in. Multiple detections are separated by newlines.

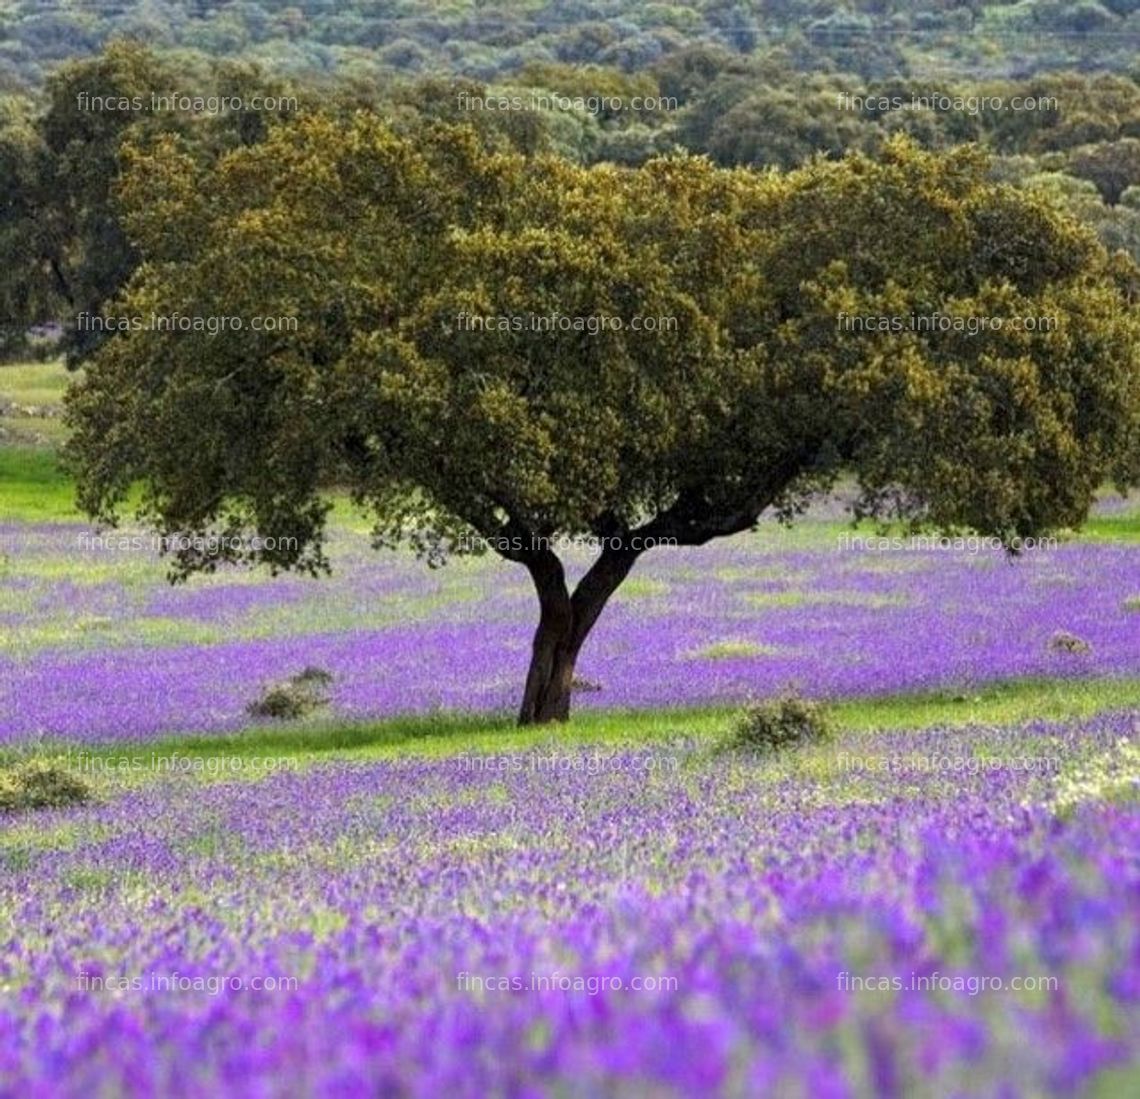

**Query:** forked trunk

left=517, top=547, right=637, bottom=726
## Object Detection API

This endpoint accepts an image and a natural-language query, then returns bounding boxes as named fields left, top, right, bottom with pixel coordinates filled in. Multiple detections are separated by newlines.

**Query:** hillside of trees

left=3, top=4, right=1140, bottom=358
left=2, top=0, right=1139, bottom=94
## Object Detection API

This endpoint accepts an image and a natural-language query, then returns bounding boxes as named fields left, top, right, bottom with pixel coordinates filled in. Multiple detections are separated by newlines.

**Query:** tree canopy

left=8, top=43, right=1140, bottom=359
left=3, top=1, right=1138, bottom=91
left=64, top=119, right=1140, bottom=722
left=0, top=41, right=299, bottom=361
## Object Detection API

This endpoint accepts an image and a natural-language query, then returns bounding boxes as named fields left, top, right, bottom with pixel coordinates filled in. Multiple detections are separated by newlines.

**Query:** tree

left=6, top=43, right=298, bottom=366
left=699, top=84, right=870, bottom=169
left=1068, top=139, right=1140, bottom=205
left=26, top=41, right=178, bottom=364
left=1025, top=170, right=1140, bottom=265
left=0, top=94, right=52, bottom=356
left=64, top=123, right=1140, bottom=724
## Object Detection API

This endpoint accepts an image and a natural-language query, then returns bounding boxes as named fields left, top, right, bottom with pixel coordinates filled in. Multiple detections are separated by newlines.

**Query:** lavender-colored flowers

left=0, top=713, right=1137, bottom=1096
left=1, top=517, right=1138, bottom=743
left=2, top=503, right=1138, bottom=1093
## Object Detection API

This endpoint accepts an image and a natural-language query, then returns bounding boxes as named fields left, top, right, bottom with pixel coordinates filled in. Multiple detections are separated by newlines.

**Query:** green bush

left=247, top=685, right=311, bottom=719
left=723, top=693, right=835, bottom=756
left=0, top=762, right=92, bottom=813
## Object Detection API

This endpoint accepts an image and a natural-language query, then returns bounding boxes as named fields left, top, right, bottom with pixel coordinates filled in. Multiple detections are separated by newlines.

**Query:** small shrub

left=0, top=763, right=92, bottom=814
left=1123, top=596, right=1140, bottom=612
left=247, top=685, right=311, bottom=719
left=247, top=668, right=334, bottom=720
left=723, top=693, right=835, bottom=756
left=1048, top=630, right=1092, bottom=654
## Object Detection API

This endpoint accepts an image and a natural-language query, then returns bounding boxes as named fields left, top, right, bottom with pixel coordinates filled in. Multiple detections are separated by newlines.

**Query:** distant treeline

left=2, top=0, right=1139, bottom=93
left=4, top=40, right=1140, bottom=358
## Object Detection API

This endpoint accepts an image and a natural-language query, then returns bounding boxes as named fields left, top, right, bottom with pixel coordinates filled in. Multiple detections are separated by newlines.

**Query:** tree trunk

left=518, top=546, right=638, bottom=726
left=517, top=627, right=577, bottom=725
left=517, top=553, right=575, bottom=725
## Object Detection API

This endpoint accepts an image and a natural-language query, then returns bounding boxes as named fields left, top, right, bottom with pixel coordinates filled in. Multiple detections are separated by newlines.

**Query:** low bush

left=571, top=676, right=603, bottom=693
left=293, top=666, right=334, bottom=686
left=723, top=693, right=835, bottom=756
left=0, top=762, right=92, bottom=813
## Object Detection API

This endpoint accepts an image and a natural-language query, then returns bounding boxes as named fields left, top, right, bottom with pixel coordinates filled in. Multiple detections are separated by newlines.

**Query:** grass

left=688, top=640, right=783, bottom=659
left=1072, top=515, right=1140, bottom=544
left=836, top=676, right=1140, bottom=733
left=614, top=577, right=670, bottom=599
left=2, top=358, right=1137, bottom=545
left=17, top=675, right=1136, bottom=777
left=0, top=361, right=74, bottom=448
left=0, top=361, right=73, bottom=406
left=744, top=590, right=909, bottom=609
left=0, top=448, right=77, bottom=520
left=1, top=360, right=1137, bottom=775
left=0, top=362, right=77, bottom=518
left=0, top=615, right=225, bottom=657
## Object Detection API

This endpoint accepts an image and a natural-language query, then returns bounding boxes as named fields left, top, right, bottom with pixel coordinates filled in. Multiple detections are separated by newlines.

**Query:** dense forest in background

left=3, top=0, right=1140, bottom=89
left=2, top=2, right=1140, bottom=357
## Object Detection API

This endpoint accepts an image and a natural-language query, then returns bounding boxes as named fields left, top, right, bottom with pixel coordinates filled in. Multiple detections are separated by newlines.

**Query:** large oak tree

left=65, top=118, right=1140, bottom=723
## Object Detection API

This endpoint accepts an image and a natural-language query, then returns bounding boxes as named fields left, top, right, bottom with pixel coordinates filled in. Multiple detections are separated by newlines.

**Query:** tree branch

left=633, top=452, right=810, bottom=547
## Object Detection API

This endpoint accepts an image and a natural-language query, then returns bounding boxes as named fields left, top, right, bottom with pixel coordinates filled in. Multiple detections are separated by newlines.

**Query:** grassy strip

left=0, top=361, right=73, bottom=450
left=836, top=676, right=1140, bottom=733
left=2, top=409, right=1136, bottom=540
left=1075, top=514, right=1140, bottom=544
left=3, top=359, right=1138, bottom=538
left=0, top=448, right=76, bottom=521
left=13, top=677, right=1137, bottom=774
left=0, top=361, right=73, bottom=404
left=6, top=451, right=1138, bottom=544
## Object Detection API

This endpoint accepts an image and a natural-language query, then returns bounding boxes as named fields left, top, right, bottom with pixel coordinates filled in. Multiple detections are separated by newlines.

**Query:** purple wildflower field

left=1, top=716, right=1138, bottom=1096
left=7, top=7, right=1140, bottom=1089
left=1, top=509, right=1138, bottom=743
left=2, top=493, right=1140, bottom=1096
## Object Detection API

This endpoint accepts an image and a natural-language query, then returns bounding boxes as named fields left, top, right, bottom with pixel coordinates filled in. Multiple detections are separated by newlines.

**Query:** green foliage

left=56, top=91, right=1140, bottom=721
left=1068, top=140, right=1140, bottom=205
left=9, top=36, right=1140, bottom=366
left=0, top=94, right=52, bottom=358
left=722, top=694, right=835, bottom=756
left=1023, top=169, right=1140, bottom=267
left=64, top=124, right=1140, bottom=584
left=2, top=43, right=301, bottom=365
left=0, top=763, right=92, bottom=814
left=5, top=3, right=1137, bottom=92
left=247, top=688, right=312, bottom=721
left=293, top=666, right=335, bottom=687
